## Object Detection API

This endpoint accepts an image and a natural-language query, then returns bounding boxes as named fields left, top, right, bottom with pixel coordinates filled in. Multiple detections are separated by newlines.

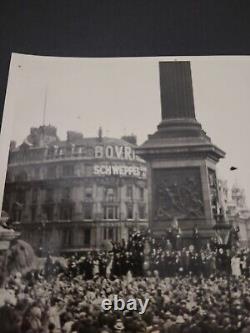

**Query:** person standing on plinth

left=176, top=227, right=182, bottom=251
left=192, top=224, right=200, bottom=251
left=231, top=253, right=241, bottom=277
left=171, top=217, right=181, bottom=250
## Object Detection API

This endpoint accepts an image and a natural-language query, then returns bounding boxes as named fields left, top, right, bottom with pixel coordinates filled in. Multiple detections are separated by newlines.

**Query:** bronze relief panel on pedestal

left=152, top=167, right=204, bottom=221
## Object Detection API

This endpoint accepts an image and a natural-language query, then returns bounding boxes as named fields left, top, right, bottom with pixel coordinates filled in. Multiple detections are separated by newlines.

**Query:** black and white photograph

left=0, top=54, right=250, bottom=333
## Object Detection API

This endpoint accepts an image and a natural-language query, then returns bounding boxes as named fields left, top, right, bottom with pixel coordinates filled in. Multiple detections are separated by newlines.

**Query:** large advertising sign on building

left=93, top=164, right=147, bottom=179
left=93, top=144, right=147, bottom=179
left=94, top=145, right=140, bottom=161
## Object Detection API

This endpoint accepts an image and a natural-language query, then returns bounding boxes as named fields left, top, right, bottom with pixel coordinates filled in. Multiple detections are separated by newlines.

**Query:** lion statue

left=0, top=239, right=38, bottom=286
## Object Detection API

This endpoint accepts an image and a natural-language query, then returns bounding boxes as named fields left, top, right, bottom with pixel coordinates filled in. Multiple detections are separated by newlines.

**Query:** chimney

left=98, top=127, right=103, bottom=142
left=10, top=141, right=16, bottom=151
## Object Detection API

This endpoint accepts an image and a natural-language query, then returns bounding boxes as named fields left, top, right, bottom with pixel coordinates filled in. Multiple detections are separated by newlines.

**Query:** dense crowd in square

left=1, top=230, right=250, bottom=333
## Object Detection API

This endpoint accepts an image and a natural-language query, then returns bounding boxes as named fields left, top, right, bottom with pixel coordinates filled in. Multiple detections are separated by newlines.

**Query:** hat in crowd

left=114, top=319, right=125, bottom=331
left=30, top=306, right=42, bottom=319
left=78, top=312, right=87, bottom=319
left=100, top=326, right=112, bottom=333
left=152, top=316, right=160, bottom=325
left=165, top=311, right=171, bottom=317
left=150, top=324, right=161, bottom=333
left=183, top=313, right=190, bottom=321
left=176, top=315, right=185, bottom=324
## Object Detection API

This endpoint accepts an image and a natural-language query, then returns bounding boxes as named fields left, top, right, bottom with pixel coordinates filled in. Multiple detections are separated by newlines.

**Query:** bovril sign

left=94, top=145, right=138, bottom=161
left=93, top=145, right=146, bottom=179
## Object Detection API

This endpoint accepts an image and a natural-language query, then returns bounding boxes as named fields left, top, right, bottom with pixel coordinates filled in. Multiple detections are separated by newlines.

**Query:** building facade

left=218, top=179, right=250, bottom=246
left=3, top=126, right=148, bottom=254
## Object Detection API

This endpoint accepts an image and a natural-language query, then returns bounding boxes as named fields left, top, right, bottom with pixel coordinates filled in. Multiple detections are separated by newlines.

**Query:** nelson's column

left=137, top=61, right=225, bottom=242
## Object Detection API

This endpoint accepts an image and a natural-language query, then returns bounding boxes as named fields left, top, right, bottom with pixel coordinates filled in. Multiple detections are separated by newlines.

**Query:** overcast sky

left=1, top=54, right=250, bottom=206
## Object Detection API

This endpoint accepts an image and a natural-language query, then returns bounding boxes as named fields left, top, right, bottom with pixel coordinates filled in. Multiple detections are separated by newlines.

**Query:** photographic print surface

left=0, top=54, right=250, bottom=333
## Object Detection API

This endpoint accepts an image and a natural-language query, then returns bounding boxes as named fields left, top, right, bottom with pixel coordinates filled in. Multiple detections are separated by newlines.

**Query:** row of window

left=11, top=164, right=92, bottom=181
left=10, top=145, right=95, bottom=164
left=12, top=185, right=145, bottom=205
left=62, top=228, right=91, bottom=247
left=11, top=163, right=147, bottom=182
left=24, top=227, right=91, bottom=248
left=62, top=226, right=120, bottom=248
left=47, top=145, right=94, bottom=159
left=11, top=203, right=146, bottom=221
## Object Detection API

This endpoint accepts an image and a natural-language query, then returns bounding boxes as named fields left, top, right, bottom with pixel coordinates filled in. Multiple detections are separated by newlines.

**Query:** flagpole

left=43, top=85, right=48, bottom=127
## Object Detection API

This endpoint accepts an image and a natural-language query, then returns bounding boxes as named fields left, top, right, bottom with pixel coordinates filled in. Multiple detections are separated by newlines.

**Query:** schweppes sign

left=93, top=164, right=147, bottom=179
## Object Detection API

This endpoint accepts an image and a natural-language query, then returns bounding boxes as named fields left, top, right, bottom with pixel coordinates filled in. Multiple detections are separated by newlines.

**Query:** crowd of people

left=1, top=230, right=250, bottom=333
left=53, top=231, right=249, bottom=280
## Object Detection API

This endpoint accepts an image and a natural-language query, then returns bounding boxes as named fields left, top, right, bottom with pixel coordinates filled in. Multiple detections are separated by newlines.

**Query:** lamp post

left=213, top=213, right=233, bottom=323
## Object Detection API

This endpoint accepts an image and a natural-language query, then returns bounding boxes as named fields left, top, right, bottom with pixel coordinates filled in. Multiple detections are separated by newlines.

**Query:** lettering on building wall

left=94, top=145, right=138, bottom=161
left=93, top=164, right=147, bottom=179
